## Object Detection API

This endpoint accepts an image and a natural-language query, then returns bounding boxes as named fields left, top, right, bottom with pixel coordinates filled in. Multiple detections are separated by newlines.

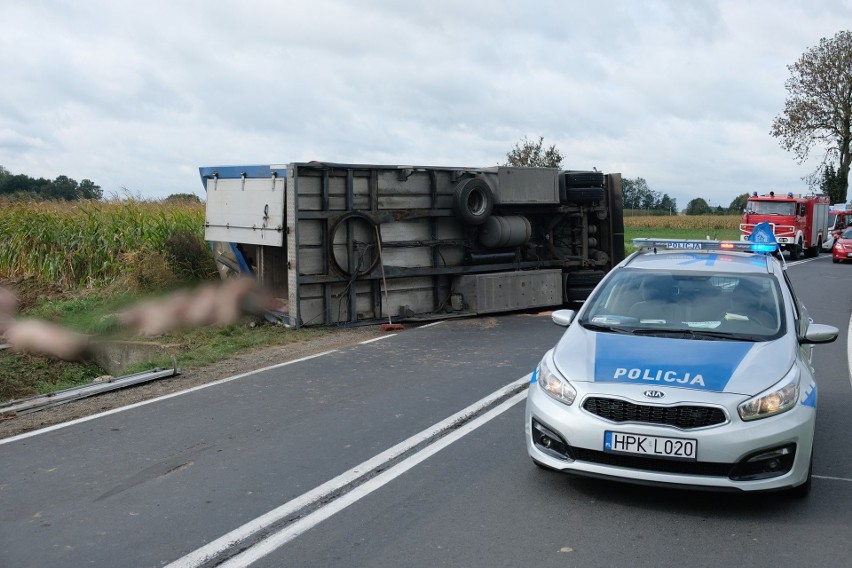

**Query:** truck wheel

left=565, top=286, right=595, bottom=302
left=564, top=171, right=604, bottom=189
left=452, top=178, right=493, bottom=225
left=564, top=270, right=606, bottom=287
left=328, top=212, right=379, bottom=277
left=563, top=186, right=605, bottom=205
left=790, top=241, right=801, bottom=260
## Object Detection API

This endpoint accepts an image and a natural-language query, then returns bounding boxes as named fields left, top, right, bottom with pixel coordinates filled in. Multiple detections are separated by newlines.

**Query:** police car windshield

left=580, top=269, right=783, bottom=340
left=747, top=201, right=795, bottom=215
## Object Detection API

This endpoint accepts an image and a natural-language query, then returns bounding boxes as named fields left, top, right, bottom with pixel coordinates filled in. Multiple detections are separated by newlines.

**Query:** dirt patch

left=0, top=276, right=75, bottom=312
left=0, top=325, right=388, bottom=440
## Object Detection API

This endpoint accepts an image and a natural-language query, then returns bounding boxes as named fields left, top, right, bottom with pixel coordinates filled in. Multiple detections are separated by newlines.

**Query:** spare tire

left=453, top=178, right=494, bottom=225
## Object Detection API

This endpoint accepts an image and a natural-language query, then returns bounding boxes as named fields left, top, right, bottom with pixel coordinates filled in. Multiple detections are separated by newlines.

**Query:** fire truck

left=740, top=191, right=830, bottom=260
left=828, top=203, right=851, bottom=243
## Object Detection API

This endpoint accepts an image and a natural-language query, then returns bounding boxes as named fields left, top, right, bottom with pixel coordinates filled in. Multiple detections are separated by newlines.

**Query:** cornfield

left=624, top=215, right=741, bottom=231
left=623, top=215, right=743, bottom=247
left=0, top=199, right=206, bottom=288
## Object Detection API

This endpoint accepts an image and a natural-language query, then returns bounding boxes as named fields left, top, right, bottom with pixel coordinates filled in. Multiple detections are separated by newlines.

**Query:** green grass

left=124, top=323, right=333, bottom=373
left=1, top=289, right=336, bottom=403
left=0, top=352, right=105, bottom=401
left=26, top=292, right=139, bottom=335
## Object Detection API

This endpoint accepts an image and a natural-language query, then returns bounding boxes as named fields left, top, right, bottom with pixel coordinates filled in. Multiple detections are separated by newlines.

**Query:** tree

left=658, top=194, right=677, bottom=215
left=504, top=136, right=564, bottom=168
left=820, top=163, right=845, bottom=204
left=51, top=175, right=79, bottom=200
left=164, top=193, right=201, bottom=204
left=0, top=166, right=101, bottom=200
left=770, top=30, right=852, bottom=203
left=622, top=177, right=651, bottom=211
left=622, top=177, right=676, bottom=214
left=685, top=198, right=711, bottom=215
left=78, top=179, right=103, bottom=200
left=728, top=193, right=750, bottom=213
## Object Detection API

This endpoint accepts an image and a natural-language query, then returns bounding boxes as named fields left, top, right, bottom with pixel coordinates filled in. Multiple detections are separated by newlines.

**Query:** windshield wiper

left=684, top=329, right=762, bottom=342
left=630, top=328, right=761, bottom=341
left=581, top=322, right=634, bottom=334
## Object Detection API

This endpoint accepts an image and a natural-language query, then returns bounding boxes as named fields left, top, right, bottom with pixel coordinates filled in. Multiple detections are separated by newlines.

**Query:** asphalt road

left=1, top=255, right=850, bottom=568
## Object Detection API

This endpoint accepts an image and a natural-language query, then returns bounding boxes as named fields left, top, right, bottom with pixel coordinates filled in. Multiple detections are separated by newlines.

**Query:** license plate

left=604, top=431, right=697, bottom=460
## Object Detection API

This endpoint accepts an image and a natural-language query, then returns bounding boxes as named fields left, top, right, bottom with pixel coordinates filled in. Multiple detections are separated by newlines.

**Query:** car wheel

left=452, top=178, right=493, bottom=225
left=788, top=455, right=813, bottom=498
left=833, top=258, right=839, bottom=263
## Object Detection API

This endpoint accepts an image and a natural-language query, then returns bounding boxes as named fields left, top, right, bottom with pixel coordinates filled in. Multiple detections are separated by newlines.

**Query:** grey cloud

left=1, top=0, right=851, bottom=205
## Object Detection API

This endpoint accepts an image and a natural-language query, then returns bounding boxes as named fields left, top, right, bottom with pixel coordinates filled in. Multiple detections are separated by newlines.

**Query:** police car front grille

left=583, top=397, right=726, bottom=429
left=569, top=447, right=733, bottom=477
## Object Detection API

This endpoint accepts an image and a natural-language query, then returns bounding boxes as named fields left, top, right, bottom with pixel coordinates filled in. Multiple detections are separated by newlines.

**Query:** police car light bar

left=632, top=239, right=778, bottom=253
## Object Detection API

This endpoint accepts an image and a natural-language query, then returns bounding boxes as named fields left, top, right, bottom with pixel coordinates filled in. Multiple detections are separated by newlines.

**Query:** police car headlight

left=537, top=356, right=576, bottom=406
left=737, top=367, right=800, bottom=421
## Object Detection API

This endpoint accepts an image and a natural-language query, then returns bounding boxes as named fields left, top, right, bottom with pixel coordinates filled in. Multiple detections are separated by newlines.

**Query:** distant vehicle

left=832, top=227, right=852, bottom=263
left=825, top=203, right=852, bottom=253
left=525, top=238, right=838, bottom=495
left=740, top=192, right=830, bottom=260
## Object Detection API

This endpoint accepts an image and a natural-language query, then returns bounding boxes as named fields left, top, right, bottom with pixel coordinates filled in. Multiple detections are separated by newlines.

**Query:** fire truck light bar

left=632, top=239, right=778, bottom=253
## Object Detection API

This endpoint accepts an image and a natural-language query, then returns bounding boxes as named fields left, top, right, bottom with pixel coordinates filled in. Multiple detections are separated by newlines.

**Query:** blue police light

left=749, top=243, right=777, bottom=253
left=746, top=221, right=778, bottom=255
left=633, top=238, right=778, bottom=253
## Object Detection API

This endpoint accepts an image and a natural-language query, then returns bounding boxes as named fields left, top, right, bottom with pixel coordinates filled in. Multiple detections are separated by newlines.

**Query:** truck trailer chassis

left=201, top=162, right=624, bottom=328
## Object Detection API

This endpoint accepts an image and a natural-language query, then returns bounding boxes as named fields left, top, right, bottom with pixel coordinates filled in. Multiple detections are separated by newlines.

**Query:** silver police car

left=525, top=238, right=839, bottom=495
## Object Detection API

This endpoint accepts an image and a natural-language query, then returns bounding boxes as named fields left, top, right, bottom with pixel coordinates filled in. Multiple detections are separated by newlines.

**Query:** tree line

left=0, top=165, right=102, bottom=200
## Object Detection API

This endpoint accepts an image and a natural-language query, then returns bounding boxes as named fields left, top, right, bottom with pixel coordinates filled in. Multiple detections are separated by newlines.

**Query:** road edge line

left=165, top=375, right=530, bottom=568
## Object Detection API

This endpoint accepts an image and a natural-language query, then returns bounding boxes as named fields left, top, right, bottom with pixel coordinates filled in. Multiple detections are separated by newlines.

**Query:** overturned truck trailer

left=200, top=162, right=624, bottom=328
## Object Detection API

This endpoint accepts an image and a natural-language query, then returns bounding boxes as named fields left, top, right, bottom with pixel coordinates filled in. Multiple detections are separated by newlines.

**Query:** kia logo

left=644, top=390, right=665, bottom=399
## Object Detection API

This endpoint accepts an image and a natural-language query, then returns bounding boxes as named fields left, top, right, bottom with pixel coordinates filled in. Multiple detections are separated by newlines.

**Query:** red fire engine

left=828, top=204, right=851, bottom=243
left=740, top=191, right=830, bottom=260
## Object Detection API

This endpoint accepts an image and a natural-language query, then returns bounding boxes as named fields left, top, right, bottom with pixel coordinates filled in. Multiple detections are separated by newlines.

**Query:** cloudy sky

left=2, top=0, right=852, bottom=209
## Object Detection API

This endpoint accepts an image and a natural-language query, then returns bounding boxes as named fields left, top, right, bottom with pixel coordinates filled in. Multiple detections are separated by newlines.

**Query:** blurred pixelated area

left=0, top=277, right=292, bottom=405
left=1, top=277, right=286, bottom=361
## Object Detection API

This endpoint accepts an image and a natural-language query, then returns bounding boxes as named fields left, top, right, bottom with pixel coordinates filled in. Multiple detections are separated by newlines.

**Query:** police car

left=525, top=236, right=839, bottom=495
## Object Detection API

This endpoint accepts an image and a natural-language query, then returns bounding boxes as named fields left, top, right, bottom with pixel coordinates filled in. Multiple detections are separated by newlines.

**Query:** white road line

left=219, top=391, right=528, bottom=568
left=0, top=350, right=338, bottom=446
left=359, top=334, right=397, bottom=344
left=813, top=475, right=852, bottom=483
left=165, top=375, right=531, bottom=568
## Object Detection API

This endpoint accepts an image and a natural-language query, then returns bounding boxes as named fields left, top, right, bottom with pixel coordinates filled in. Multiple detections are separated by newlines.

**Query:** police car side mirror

left=800, top=323, right=839, bottom=345
left=551, top=309, right=576, bottom=327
